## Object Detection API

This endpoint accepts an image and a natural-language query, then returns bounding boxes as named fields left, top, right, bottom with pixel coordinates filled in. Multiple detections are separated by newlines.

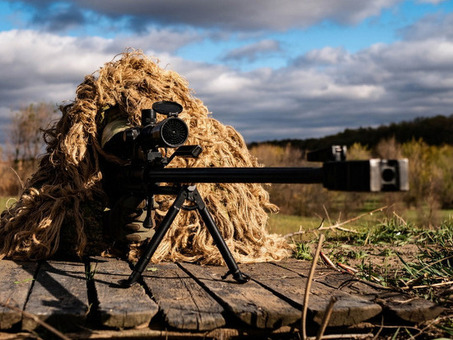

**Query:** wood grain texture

left=179, top=262, right=301, bottom=329
left=142, top=262, right=226, bottom=330
left=22, top=260, right=89, bottom=331
left=0, top=261, right=37, bottom=329
left=90, top=257, right=159, bottom=329
left=0, top=258, right=443, bottom=335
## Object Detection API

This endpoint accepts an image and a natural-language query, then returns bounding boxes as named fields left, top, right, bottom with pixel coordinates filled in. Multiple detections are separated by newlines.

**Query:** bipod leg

left=189, top=186, right=250, bottom=283
left=143, top=195, right=155, bottom=229
left=119, top=186, right=188, bottom=287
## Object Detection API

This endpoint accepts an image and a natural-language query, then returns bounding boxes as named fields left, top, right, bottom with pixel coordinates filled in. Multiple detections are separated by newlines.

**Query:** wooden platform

left=0, top=257, right=444, bottom=339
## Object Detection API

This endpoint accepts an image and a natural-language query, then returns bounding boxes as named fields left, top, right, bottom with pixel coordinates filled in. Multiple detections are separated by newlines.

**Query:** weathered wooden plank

left=380, top=293, right=445, bottom=323
left=89, top=257, right=158, bottom=329
left=242, top=262, right=382, bottom=327
left=323, top=274, right=444, bottom=323
left=22, top=260, right=89, bottom=331
left=0, top=260, right=38, bottom=329
left=273, top=258, right=342, bottom=281
left=275, top=259, right=444, bottom=323
left=179, top=262, right=301, bottom=329
left=142, top=262, right=226, bottom=331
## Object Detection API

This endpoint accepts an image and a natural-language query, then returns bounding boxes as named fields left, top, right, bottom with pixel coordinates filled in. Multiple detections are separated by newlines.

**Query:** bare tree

left=9, top=102, right=56, bottom=169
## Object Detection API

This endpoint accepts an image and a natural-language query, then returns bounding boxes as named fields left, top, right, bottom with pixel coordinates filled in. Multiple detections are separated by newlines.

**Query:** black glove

left=107, top=195, right=155, bottom=243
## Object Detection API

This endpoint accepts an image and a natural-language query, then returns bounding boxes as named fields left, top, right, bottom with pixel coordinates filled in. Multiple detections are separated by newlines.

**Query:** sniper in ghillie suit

left=0, top=51, right=292, bottom=264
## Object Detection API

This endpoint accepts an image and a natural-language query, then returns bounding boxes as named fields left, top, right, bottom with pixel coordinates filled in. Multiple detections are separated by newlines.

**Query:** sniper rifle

left=113, top=101, right=408, bottom=287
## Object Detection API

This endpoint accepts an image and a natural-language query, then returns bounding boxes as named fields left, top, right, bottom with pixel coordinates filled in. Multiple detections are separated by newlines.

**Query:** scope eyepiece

left=139, top=116, right=189, bottom=149
left=158, top=117, right=189, bottom=148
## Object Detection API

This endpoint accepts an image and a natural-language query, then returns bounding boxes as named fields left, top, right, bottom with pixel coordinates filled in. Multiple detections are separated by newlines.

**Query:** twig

left=337, top=262, right=359, bottom=274
left=8, top=166, right=24, bottom=192
left=320, top=225, right=359, bottom=233
left=372, top=315, right=384, bottom=340
left=319, top=251, right=340, bottom=272
left=322, top=205, right=333, bottom=226
left=412, top=314, right=453, bottom=338
left=301, top=233, right=325, bottom=340
left=392, top=211, right=407, bottom=225
left=307, top=333, right=374, bottom=339
left=0, top=300, right=71, bottom=340
left=284, top=230, right=307, bottom=238
left=401, top=280, right=453, bottom=290
left=318, top=206, right=388, bottom=232
left=315, top=296, right=337, bottom=340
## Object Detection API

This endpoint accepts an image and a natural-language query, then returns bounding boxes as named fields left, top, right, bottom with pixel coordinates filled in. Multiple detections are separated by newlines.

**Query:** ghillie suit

left=0, top=50, right=292, bottom=264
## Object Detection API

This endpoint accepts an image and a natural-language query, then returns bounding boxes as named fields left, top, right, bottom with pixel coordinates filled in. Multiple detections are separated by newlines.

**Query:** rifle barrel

left=145, top=167, right=323, bottom=184
left=140, top=158, right=409, bottom=192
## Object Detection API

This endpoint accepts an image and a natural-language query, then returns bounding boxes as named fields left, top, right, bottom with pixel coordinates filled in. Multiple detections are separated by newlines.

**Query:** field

left=267, top=208, right=453, bottom=235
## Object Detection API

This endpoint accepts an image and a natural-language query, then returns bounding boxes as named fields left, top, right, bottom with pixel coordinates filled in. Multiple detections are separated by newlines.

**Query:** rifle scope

left=128, top=101, right=189, bottom=149
left=139, top=117, right=188, bottom=149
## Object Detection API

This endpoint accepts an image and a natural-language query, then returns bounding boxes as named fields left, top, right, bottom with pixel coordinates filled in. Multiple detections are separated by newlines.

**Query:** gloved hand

left=107, top=195, right=155, bottom=243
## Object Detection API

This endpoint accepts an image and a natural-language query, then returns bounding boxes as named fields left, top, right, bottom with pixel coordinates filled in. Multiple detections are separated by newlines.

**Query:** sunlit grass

left=267, top=213, right=319, bottom=235
left=0, top=196, right=18, bottom=213
left=268, top=208, right=453, bottom=237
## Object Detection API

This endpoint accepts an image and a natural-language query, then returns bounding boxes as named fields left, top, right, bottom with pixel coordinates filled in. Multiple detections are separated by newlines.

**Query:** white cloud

left=223, top=40, right=282, bottom=62
left=417, top=0, right=447, bottom=4
left=399, top=12, right=453, bottom=41
left=302, top=47, right=351, bottom=65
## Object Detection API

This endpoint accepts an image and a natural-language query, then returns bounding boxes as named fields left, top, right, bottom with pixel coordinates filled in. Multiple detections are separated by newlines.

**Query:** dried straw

left=0, top=50, right=292, bottom=264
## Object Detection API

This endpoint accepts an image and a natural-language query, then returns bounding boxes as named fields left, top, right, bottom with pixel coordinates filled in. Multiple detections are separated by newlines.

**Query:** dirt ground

left=318, top=239, right=453, bottom=339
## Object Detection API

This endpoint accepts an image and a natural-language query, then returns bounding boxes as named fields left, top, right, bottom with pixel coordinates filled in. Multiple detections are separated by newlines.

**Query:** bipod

left=119, top=185, right=250, bottom=287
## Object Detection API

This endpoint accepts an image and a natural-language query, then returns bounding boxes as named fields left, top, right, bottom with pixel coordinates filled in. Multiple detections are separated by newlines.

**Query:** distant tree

left=9, top=102, right=56, bottom=169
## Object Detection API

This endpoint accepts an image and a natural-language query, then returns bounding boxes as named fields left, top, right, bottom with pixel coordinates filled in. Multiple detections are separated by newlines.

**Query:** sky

left=0, top=0, right=453, bottom=147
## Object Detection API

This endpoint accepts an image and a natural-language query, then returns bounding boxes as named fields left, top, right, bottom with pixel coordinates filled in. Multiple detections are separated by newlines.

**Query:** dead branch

left=316, top=296, right=338, bottom=340
left=301, top=233, right=325, bottom=340
left=318, top=206, right=389, bottom=233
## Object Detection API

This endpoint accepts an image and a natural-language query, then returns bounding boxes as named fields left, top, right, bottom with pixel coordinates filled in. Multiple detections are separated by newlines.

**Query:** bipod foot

left=221, top=269, right=250, bottom=283
left=117, top=270, right=141, bottom=288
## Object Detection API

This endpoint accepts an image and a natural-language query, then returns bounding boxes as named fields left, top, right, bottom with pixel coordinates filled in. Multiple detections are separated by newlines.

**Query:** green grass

left=268, top=208, right=453, bottom=238
left=267, top=213, right=319, bottom=235
left=0, top=196, right=17, bottom=212
left=267, top=208, right=396, bottom=242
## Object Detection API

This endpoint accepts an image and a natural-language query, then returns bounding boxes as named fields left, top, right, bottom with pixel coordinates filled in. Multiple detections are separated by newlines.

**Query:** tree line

left=249, top=114, right=453, bottom=152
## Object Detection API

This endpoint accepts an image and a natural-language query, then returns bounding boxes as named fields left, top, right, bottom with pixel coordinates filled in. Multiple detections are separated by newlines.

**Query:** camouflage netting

left=0, top=50, right=292, bottom=264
